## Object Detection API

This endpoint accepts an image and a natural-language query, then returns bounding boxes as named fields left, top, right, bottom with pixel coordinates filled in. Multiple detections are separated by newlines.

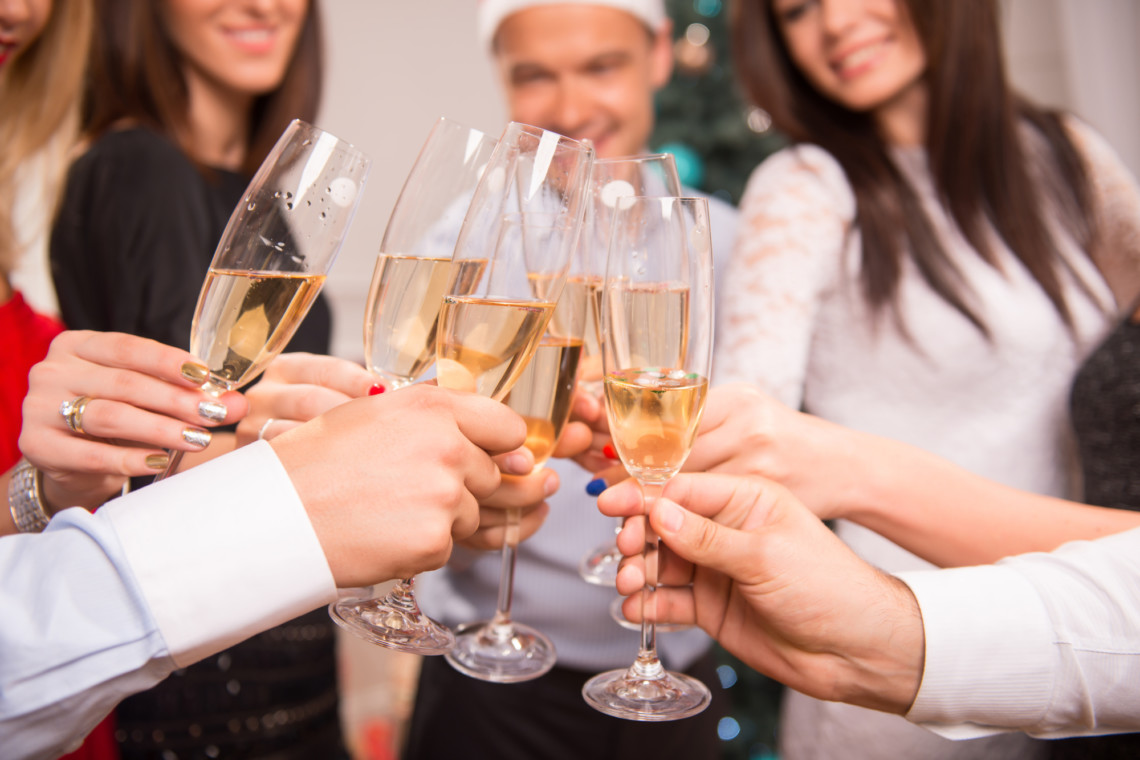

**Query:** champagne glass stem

left=156, top=450, right=185, bottom=482
left=489, top=506, right=522, bottom=633
left=633, top=479, right=665, bottom=679
left=384, top=576, right=422, bottom=615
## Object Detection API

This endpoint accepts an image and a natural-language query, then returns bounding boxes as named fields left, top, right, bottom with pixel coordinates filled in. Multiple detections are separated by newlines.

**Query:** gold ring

left=60, top=395, right=93, bottom=435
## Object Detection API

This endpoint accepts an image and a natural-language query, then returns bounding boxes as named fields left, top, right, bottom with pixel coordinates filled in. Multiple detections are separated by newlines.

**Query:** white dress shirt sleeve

left=899, top=526, right=1140, bottom=739
left=0, top=441, right=336, bottom=760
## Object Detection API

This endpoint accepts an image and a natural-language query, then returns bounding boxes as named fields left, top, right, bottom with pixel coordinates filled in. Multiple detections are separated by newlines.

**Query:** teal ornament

left=657, top=142, right=705, bottom=188
left=694, top=0, right=723, bottom=17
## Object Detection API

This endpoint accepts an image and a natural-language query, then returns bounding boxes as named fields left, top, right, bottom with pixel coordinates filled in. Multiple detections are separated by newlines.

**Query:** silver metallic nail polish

left=198, top=400, right=227, bottom=423
left=182, top=427, right=213, bottom=449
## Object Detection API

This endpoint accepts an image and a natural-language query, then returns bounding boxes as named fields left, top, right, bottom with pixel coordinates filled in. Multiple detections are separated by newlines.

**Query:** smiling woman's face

left=162, top=0, right=308, bottom=99
left=771, top=0, right=927, bottom=117
left=0, top=0, right=53, bottom=69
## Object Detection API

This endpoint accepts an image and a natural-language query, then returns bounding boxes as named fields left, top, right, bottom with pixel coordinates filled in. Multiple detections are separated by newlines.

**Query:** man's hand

left=271, top=384, right=527, bottom=587
left=461, top=418, right=594, bottom=551
left=599, top=472, right=925, bottom=715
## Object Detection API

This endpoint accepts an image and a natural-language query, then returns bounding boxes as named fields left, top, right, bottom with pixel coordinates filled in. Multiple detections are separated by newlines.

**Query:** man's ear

left=648, top=19, right=675, bottom=91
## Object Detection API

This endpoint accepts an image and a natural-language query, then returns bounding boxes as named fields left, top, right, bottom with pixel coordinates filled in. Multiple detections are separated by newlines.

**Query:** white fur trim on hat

left=477, top=0, right=668, bottom=50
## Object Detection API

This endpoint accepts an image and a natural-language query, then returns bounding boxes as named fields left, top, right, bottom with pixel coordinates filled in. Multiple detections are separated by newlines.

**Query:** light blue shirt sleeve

left=0, top=441, right=337, bottom=760
left=0, top=508, right=176, bottom=760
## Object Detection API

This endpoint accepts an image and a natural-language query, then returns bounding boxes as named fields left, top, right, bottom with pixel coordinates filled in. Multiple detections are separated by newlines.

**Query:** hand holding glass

left=158, top=119, right=370, bottom=480
left=582, top=196, right=714, bottom=721
left=577, top=154, right=683, bottom=588
left=330, top=117, right=496, bottom=655
left=438, top=122, right=593, bottom=681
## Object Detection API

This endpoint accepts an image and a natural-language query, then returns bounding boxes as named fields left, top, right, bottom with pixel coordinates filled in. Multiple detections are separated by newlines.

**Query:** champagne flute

left=329, top=117, right=497, bottom=655
left=577, top=154, right=682, bottom=588
left=582, top=196, right=714, bottom=721
left=436, top=121, right=594, bottom=682
left=443, top=216, right=588, bottom=682
left=157, top=119, right=370, bottom=481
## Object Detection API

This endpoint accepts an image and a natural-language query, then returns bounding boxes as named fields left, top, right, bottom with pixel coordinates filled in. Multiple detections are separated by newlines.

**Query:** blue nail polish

left=586, top=478, right=607, bottom=496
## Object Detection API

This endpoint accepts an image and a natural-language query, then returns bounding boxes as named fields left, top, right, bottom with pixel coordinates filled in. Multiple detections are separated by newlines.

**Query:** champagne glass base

left=329, top=596, right=455, bottom=655
left=579, top=542, right=621, bottom=586
left=444, top=620, right=557, bottom=683
left=609, top=596, right=693, bottom=633
left=582, top=667, right=711, bottom=722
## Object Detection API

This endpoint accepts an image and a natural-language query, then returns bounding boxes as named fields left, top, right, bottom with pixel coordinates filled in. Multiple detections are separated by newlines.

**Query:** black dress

left=51, top=127, right=345, bottom=760
left=1050, top=310, right=1140, bottom=759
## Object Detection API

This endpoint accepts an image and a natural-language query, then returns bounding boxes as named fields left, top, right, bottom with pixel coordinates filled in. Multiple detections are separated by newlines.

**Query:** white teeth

left=230, top=29, right=272, bottom=42
left=836, top=42, right=884, bottom=73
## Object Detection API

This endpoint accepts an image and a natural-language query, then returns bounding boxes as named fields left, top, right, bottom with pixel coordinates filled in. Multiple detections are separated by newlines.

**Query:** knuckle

left=693, top=518, right=721, bottom=554
left=436, top=477, right=467, bottom=509
left=293, top=393, right=327, bottom=422
left=74, top=445, right=112, bottom=474
left=418, top=528, right=453, bottom=566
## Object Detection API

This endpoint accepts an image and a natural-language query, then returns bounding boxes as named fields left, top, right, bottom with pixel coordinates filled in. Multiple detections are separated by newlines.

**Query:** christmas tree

left=650, top=0, right=785, bottom=206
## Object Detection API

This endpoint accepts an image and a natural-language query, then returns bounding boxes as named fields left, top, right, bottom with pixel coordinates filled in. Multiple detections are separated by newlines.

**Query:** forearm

left=841, top=430, right=1140, bottom=566
left=0, top=510, right=177, bottom=758
left=0, top=444, right=336, bottom=757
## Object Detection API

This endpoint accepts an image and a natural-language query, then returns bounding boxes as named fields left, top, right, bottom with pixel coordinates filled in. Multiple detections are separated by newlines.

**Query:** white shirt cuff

left=897, top=564, right=1056, bottom=738
left=102, top=441, right=337, bottom=667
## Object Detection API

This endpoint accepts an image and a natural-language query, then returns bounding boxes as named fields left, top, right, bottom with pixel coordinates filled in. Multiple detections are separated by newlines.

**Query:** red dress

left=0, top=291, right=63, bottom=471
left=1, top=291, right=118, bottom=759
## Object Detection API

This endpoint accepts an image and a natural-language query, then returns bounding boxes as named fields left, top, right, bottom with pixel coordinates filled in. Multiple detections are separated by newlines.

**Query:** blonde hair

left=0, top=0, right=93, bottom=276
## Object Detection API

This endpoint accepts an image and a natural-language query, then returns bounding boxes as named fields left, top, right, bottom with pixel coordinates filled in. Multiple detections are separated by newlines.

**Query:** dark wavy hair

left=732, top=0, right=1100, bottom=334
left=84, top=0, right=323, bottom=176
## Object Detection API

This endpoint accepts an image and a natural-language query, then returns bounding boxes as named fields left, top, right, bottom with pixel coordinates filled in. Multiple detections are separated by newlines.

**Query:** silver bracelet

left=8, top=459, right=51, bottom=533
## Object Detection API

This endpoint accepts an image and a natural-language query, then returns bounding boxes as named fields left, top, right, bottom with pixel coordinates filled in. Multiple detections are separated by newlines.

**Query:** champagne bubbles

left=328, top=177, right=358, bottom=208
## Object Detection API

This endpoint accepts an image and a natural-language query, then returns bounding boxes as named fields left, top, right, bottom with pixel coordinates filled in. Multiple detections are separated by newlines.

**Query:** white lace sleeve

left=1066, top=117, right=1140, bottom=310
left=714, top=145, right=855, bottom=408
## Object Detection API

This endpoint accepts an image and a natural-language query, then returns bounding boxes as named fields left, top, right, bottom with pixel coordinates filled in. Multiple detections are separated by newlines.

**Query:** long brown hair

left=0, top=0, right=93, bottom=275
left=732, top=0, right=1099, bottom=334
left=84, top=0, right=323, bottom=176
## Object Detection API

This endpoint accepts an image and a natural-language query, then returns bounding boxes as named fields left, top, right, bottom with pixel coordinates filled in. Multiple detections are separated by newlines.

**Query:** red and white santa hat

left=477, top=0, right=668, bottom=50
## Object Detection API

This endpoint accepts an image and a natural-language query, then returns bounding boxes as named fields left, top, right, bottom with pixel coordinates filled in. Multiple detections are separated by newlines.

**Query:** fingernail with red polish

left=369, top=384, right=385, bottom=396
left=602, top=443, right=618, bottom=460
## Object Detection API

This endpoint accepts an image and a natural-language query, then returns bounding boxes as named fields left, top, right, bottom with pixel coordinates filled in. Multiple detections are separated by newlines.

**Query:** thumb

left=649, top=498, right=753, bottom=578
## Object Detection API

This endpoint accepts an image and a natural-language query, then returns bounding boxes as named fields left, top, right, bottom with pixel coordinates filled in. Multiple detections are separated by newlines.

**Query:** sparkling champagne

left=504, top=337, right=584, bottom=466
left=604, top=367, right=708, bottom=483
left=436, top=296, right=554, bottom=400
left=191, top=268, right=325, bottom=391
left=364, top=254, right=486, bottom=383
left=603, top=282, right=689, bottom=370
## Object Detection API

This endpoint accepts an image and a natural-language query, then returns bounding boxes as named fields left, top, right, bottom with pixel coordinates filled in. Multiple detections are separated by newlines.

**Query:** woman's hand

left=19, top=331, right=248, bottom=512
left=235, top=352, right=377, bottom=447
left=681, top=383, right=865, bottom=521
